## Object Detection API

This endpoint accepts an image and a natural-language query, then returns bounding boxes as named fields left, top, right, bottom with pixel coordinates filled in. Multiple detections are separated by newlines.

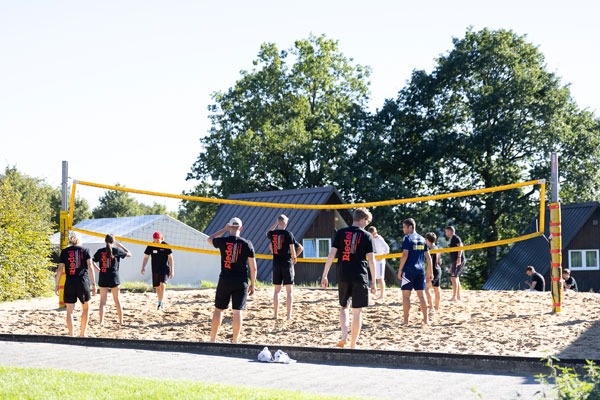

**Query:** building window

left=568, top=249, right=600, bottom=271
left=303, top=238, right=331, bottom=258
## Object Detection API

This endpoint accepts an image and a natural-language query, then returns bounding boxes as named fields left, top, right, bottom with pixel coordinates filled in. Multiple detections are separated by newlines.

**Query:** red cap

left=152, top=231, right=162, bottom=239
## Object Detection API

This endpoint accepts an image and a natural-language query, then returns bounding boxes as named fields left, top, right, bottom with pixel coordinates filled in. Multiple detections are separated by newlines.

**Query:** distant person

left=424, top=232, right=442, bottom=311
left=562, top=268, right=578, bottom=292
left=368, top=226, right=390, bottom=300
left=92, top=234, right=132, bottom=325
left=141, top=231, right=174, bottom=310
left=525, top=265, right=545, bottom=291
left=267, top=214, right=304, bottom=320
left=55, top=232, right=97, bottom=337
left=445, top=225, right=466, bottom=301
left=208, top=218, right=257, bottom=343
left=321, top=207, right=377, bottom=349
left=397, top=219, right=433, bottom=326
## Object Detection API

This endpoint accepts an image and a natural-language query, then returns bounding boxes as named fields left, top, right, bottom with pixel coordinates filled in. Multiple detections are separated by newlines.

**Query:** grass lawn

left=0, top=366, right=362, bottom=400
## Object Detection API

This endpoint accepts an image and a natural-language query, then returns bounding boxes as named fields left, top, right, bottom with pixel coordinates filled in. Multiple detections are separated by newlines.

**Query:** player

left=424, top=232, right=442, bottom=311
left=445, top=225, right=466, bottom=301
left=141, top=231, right=174, bottom=310
left=368, top=226, right=390, bottom=300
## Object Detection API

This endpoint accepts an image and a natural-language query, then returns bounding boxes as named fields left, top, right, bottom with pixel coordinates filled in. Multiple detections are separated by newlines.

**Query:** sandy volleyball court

left=1, top=288, right=598, bottom=360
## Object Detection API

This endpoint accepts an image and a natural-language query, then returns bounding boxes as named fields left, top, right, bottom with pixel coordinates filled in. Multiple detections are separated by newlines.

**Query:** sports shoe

left=257, top=347, right=273, bottom=363
left=157, top=303, right=162, bottom=310
left=273, top=349, right=296, bottom=364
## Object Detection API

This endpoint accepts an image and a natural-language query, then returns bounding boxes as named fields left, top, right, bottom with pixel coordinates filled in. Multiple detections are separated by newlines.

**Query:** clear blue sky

left=1, top=0, right=598, bottom=210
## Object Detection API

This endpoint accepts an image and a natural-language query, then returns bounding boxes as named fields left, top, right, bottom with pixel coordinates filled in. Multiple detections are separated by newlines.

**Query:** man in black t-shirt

left=267, top=214, right=304, bottom=320
left=322, top=207, right=376, bottom=349
left=208, top=217, right=257, bottom=344
left=55, top=231, right=97, bottom=337
left=562, top=268, right=578, bottom=292
left=141, top=231, right=174, bottom=310
left=445, top=225, right=466, bottom=301
left=525, top=265, right=545, bottom=291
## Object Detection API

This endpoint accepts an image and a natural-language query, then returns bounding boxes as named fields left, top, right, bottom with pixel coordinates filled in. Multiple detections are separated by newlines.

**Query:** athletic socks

left=157, top=301, right=162, bottom=310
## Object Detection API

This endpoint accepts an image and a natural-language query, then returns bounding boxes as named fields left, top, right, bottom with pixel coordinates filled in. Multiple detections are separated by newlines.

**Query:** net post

left=549, top=152, right=562, bottom=313
left=58, top=161, right=69, bottom=309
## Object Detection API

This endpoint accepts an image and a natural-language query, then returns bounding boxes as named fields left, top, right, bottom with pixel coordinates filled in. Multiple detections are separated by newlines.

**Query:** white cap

left=229, top=217, right=242, bottom=227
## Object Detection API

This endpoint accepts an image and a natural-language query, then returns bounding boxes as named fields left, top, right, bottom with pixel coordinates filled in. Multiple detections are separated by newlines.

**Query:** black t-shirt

left=532, top=272, right=545, bottom=291
left=449, top=234, right=466, bottom=264
left=93, top=246, right=127, bottom=275
left=59, top=245, right=91, bottom=281
left=267, top=229, right=296, bottom=261
left=565, top=276, right=578, bottom=291
left=332, top=226, right=374, bottom=284
left=212, top=236, right=255, bottom=283
left=144, top=243, right=172, bottom=271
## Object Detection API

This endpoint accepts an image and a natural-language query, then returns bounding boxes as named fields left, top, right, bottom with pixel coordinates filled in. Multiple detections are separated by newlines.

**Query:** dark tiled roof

left=204, top=186, right=350, bottom=281
left=483, top=202, right=600, bottom=290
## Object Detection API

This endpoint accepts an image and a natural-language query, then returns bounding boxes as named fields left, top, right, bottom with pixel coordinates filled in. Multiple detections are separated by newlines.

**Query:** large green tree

left=187, top=34, right=371, bottom=198
left=378, top=28, right=600, bottom=284
left=92, top=184, right=169, bottom=219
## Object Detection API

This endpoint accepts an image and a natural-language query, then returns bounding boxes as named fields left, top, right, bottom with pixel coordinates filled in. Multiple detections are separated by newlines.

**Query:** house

left=204, top=186, right=353, bottom=284
left=51, top=215, right=221, bottom=286
left=484, top=202, right=600, bottom=292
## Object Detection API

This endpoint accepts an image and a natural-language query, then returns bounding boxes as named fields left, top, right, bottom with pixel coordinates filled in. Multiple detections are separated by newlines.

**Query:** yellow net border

left=69, top=179, right=547, bottom=262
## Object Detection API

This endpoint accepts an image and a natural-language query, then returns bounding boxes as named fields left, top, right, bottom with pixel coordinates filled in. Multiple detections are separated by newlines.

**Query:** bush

left=536, top=357, right=600, bottom=399
left=0, top=178, right=54, bottom=301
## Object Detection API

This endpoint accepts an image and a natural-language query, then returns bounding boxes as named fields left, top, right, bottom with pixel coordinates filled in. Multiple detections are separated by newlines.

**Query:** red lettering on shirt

left=224, top=242, right=234, bottom=269
left=271, top=235, right=282, bottom=255
left=342, top=232, right=353, bottom=261
left=101, top=252, right=108, bottom=273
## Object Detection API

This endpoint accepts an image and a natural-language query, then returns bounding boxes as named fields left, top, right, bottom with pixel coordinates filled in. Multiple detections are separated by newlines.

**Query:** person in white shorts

left=368, top=226, right=390, bottom=300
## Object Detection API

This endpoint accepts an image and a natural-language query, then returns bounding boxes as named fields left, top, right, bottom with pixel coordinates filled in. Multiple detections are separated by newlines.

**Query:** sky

left=1, top=0, right=598, bottom=211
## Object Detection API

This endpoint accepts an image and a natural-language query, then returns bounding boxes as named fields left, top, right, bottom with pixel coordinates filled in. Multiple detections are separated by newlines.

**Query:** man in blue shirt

left=397, top=218, right=433, bottom=326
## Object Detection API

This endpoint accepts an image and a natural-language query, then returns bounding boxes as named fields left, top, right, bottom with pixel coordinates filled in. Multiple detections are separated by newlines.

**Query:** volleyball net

left=66, top=179, right=547, bottom=262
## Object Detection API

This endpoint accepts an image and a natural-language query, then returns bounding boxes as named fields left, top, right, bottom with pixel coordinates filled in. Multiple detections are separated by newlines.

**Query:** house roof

left=483, top=202, right=600, bottom=290
left=204, top=186, right=351, bottom=281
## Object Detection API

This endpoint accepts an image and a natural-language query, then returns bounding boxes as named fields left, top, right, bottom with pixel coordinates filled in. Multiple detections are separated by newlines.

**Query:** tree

left=178, top=183, right=219, bottom=232
left=92, top=184, right=171, bottom=219
left=381, top=28, right=600, bottom=284
left=0, top=175, right=54, bottom=301
left=187, top=34, right=371, bottom=198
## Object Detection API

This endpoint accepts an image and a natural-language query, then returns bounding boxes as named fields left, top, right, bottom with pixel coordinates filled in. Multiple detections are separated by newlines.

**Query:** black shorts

left=450, top=261, right=465, bottom=278
left=215, top=280, right=249, bottom=310
left=401, top=269, right=426, bottom=291
left=338, top=281, right=369, bottom=309
left=273, top=259, right=294, bottom=285
left=98, top=273, right=120, bottom=288
left=152, top=271, right=169, bottom=287
left=64, top=278, right=91, bottom=304
left=431, top=267, right=442, bottom=287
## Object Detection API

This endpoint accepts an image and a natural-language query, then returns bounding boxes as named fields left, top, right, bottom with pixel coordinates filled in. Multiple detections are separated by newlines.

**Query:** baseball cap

left=229, top=217, right=242, bottom=226
left=152, top=231, right=162, bottom=239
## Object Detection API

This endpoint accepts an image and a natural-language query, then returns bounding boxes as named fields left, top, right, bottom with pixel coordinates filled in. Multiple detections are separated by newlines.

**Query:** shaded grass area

left=0, top=366, right=362, bottom=400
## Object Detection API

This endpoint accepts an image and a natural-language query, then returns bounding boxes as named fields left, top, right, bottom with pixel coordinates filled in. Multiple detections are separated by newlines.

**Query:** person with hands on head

left=397, top=218, right=433, bottom=326
left=55, top=231, right=96, bottom=337
left=141, top=231, right=174, bottom=310
left=321, top=207, right=376, bottom=349
left=208, top=217, right=257, bottom=344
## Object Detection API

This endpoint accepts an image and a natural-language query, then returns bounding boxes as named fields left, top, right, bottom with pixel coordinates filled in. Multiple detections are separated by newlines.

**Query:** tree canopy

left=92, top=184, right=170, bottom=219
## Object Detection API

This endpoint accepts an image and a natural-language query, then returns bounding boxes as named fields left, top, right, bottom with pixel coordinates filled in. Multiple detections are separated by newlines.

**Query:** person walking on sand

left=267, top=214, right=304, bottom=320
left=368, top=226, right=390, bottom=300
left=92, top=234, right=132, bottom=325
left=398, top=219, right=433, bottom=326
left=424, top=232, right=442, bottom=311
left=321, top=207, right=377, bottom=349
left=141, top=231, right=174, bottom=310
left=445, top=225, right=465, bottom=301
left=55, top=232, right=97, bottom=337
left=208, top=218, right=257, bottom=343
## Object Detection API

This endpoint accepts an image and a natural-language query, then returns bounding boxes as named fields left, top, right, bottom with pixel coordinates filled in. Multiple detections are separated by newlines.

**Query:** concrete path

left=0, top=340, right=546, bottom=399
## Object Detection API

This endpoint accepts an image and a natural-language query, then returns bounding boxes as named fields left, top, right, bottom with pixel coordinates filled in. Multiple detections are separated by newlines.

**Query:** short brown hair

left=402, top=218, right=416, bottom=229
left=353, top=207, right=372, bottom=223
left=445, top=225, right=456, bottom=233
left=368, top=226, right=377, bottom=234
left=425, top=232, right=437, bottom=242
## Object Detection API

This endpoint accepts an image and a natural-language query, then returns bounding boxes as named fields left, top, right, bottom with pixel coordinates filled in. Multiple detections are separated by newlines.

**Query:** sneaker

left=157, top=303, right=162, bottom=310
left=258, top=347, right=273, bottom=363
left=273, top=349, right=296, bottom=364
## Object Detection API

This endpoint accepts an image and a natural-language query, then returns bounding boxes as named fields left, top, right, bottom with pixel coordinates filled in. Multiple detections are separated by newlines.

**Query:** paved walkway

left=0, top=341, right=546, bottom=399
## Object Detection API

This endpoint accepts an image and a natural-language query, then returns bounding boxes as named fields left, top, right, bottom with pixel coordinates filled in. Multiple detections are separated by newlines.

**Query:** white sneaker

left=273, top=349, right=296, bottom=364
left=258, top=346, right=273, bottom=362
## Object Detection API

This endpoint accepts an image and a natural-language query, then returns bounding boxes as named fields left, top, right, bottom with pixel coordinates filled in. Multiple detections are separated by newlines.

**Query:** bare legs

left=402, top=290, right=429, bottom=325
left=155, top=282, right=166, bottom=307
left=66, top=302, right=90, bottom=337
left=450, top=276, right=462, bottom=301
left=425, top=283, right=440, bottom=311
left=273, top=284, right=294, bottom=320
left=99, top=287, right=123, bottom=325
left=338, top=306, right=364, bottom=349
left=210, top=308, right=244, bottom=343
left=376, top=278, right=386, bottom=300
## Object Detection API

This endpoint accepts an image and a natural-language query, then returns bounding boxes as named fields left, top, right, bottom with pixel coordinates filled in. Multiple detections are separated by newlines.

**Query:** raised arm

left=208, top=224, right=230, bottom=247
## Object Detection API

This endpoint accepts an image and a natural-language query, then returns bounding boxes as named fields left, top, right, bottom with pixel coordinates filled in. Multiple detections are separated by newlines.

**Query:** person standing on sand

left=321, top=207, right=377, bottom=349
left=445, top=225, right=465, bottom=301
left=398, top=218, right=433, bottom=326
left=368, top=226, right=390, bottom=300
left=55, top=231, right=96, bottom=337
left=92, top=234, right=132, bottom=325
left=267, top=214, right=304, bottom=320
left=424, top=232, right=442, bottom=311
left=208, top=218, right=257, bottom=344
left=141, top=231, right=174, bottom=310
